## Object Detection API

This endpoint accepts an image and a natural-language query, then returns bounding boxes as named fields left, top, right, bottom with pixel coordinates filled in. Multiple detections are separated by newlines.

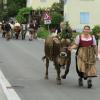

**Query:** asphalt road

left=0, top=37, right=100, bottom=100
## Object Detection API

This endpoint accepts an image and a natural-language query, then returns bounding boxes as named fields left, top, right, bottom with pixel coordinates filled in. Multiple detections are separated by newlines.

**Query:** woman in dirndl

left=69, top=25, right=98, bottom=88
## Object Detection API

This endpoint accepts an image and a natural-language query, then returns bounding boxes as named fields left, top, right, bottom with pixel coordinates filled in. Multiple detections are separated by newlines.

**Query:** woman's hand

left=68, top=44, right=77, bottom=51
left=68, top=46, right=72, bottom=51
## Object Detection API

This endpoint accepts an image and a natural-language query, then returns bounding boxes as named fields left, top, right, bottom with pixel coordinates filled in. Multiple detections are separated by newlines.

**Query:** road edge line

left=0, top=70, right=21, bottom=100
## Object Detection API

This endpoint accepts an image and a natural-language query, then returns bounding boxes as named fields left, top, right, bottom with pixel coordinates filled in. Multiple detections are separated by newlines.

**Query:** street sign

left=43, top=13, right=51, bottom=20
left=43, top=12, right=51, bottom=24
left=44, top=19, right=51, bottom=24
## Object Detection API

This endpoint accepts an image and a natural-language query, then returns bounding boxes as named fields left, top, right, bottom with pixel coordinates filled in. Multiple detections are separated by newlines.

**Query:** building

left=64, top=0, right=100, bottom=31
left=27, top=0, right=60, bottom=9
left=27, top=0, right=100, bottom=31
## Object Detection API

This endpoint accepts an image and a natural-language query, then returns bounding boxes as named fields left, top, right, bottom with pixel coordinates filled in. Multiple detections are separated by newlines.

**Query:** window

left=80, top=12, right=89, bottom=24
left=40, top=0, right=47, bottom=2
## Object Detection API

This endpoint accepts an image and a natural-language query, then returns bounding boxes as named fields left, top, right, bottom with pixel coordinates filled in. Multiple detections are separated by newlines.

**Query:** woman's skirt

left=76, top=46, right=97, bottom=78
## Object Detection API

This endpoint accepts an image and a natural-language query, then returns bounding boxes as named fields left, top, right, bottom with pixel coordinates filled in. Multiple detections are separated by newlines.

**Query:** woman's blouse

left=75, top=34, right=96, bottom=47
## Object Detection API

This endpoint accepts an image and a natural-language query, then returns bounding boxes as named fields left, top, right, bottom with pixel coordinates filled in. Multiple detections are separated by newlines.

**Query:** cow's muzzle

left=60, top=52, right=67, bottom=57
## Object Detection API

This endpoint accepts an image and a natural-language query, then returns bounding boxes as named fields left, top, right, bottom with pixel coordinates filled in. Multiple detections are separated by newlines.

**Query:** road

left=0, top=37, right=100, bottom=100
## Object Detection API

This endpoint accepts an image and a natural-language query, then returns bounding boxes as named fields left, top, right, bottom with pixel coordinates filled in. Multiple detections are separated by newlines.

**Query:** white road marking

left=0, top=70, right=21, bottom=100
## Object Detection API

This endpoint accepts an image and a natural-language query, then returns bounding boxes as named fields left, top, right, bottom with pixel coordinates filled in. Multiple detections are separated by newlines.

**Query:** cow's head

left=57, top=38, right=71, bottom=66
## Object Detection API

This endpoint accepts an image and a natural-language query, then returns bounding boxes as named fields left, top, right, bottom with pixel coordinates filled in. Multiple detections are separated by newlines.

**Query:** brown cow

left=42, top=36, right=71, bottom=85
left=14, top=22, right=21, bottom=39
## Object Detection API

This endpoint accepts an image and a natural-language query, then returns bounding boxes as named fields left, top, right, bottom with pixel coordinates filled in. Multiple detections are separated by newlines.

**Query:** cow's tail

left=42, top=56, right=46, bottom=62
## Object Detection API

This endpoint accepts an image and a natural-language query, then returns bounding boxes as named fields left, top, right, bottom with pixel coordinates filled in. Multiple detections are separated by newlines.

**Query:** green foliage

left=0, top=11, right=8, bottom=21
left=7, top=0, right=26, bottom=16
left=92, top=25, right=100, bottom=45
left=0, top=0, right=26, bottom=20
left=92, top=25, right=100, bottom=34
left=37, top=27, right=49, bottom=39
left=92, top=25, right=100, bottom=39
left=50, top=2, right=63, bottom=28
left=16, top=7, right=32, bottom=24
left=7, top=1, right=18, bottom=17
left=40, top=12, right=63, bottom=30
left=51, top=2, right=63, bottom=12
left=8, top=0, right=26, bottom=6
left=50, top=12, right=63, bottom=28
left=39, top=2, right=63, bottom=29
left=59, top=22, right=73, bottom=39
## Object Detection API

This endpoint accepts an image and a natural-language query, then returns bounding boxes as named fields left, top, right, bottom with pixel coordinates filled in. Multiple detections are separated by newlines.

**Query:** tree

left=50, top=11, right=63, bottom=29
left=7, top=0, right=27, bottom=17
left=16, top=7, right=32, bottom=24
left=51, top=2, right=63, bottom=15
left=0, top=0, right=27, bottom=20
left=0, top=10, right=8, bottom=21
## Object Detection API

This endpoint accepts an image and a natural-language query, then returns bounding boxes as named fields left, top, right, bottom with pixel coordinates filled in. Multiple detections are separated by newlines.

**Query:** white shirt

left=75, top=35, right=96, bottom=45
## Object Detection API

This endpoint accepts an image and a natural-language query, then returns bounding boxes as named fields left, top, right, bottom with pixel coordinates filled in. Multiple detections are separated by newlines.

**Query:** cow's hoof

left=57, top=79, right=61, bottom=85
left=61, top=75, right=66, bottom=79
left=44, top=76, right=48, bottom=80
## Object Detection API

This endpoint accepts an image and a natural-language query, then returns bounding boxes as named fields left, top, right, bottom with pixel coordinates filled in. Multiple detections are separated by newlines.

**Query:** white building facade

left=64, top=0, right=100, bottom=31
left=27, top=0, right=60, bottom=9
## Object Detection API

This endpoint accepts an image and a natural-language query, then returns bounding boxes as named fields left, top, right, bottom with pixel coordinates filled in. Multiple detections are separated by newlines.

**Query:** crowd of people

left=0, top=20, right=39, bottom=41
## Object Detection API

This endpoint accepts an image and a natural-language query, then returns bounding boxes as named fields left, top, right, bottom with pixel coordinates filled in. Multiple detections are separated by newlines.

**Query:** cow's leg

left=57, top=66, right=61, bottom=85
left=15, top=33, right=18, bottom=39
left=45, top=58, right=49, bottom=79
left=61, top=57, right=71, bottom=79
left=18, top=33, right=20, bottom=39
left=54, top=62, right=61, bottom=85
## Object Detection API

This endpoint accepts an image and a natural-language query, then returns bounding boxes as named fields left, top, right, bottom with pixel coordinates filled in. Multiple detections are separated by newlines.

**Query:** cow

left=42, top=36, right=71, bottom=85
left=14, top=22, right=21, bottom=39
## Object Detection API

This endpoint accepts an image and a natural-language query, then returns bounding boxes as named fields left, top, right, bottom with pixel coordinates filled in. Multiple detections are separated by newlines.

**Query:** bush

left=92, top=25, right=100, bottom=34
left=92, top=25, right=100, bottom=45
left=37, top=27, right=49, bottom=39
